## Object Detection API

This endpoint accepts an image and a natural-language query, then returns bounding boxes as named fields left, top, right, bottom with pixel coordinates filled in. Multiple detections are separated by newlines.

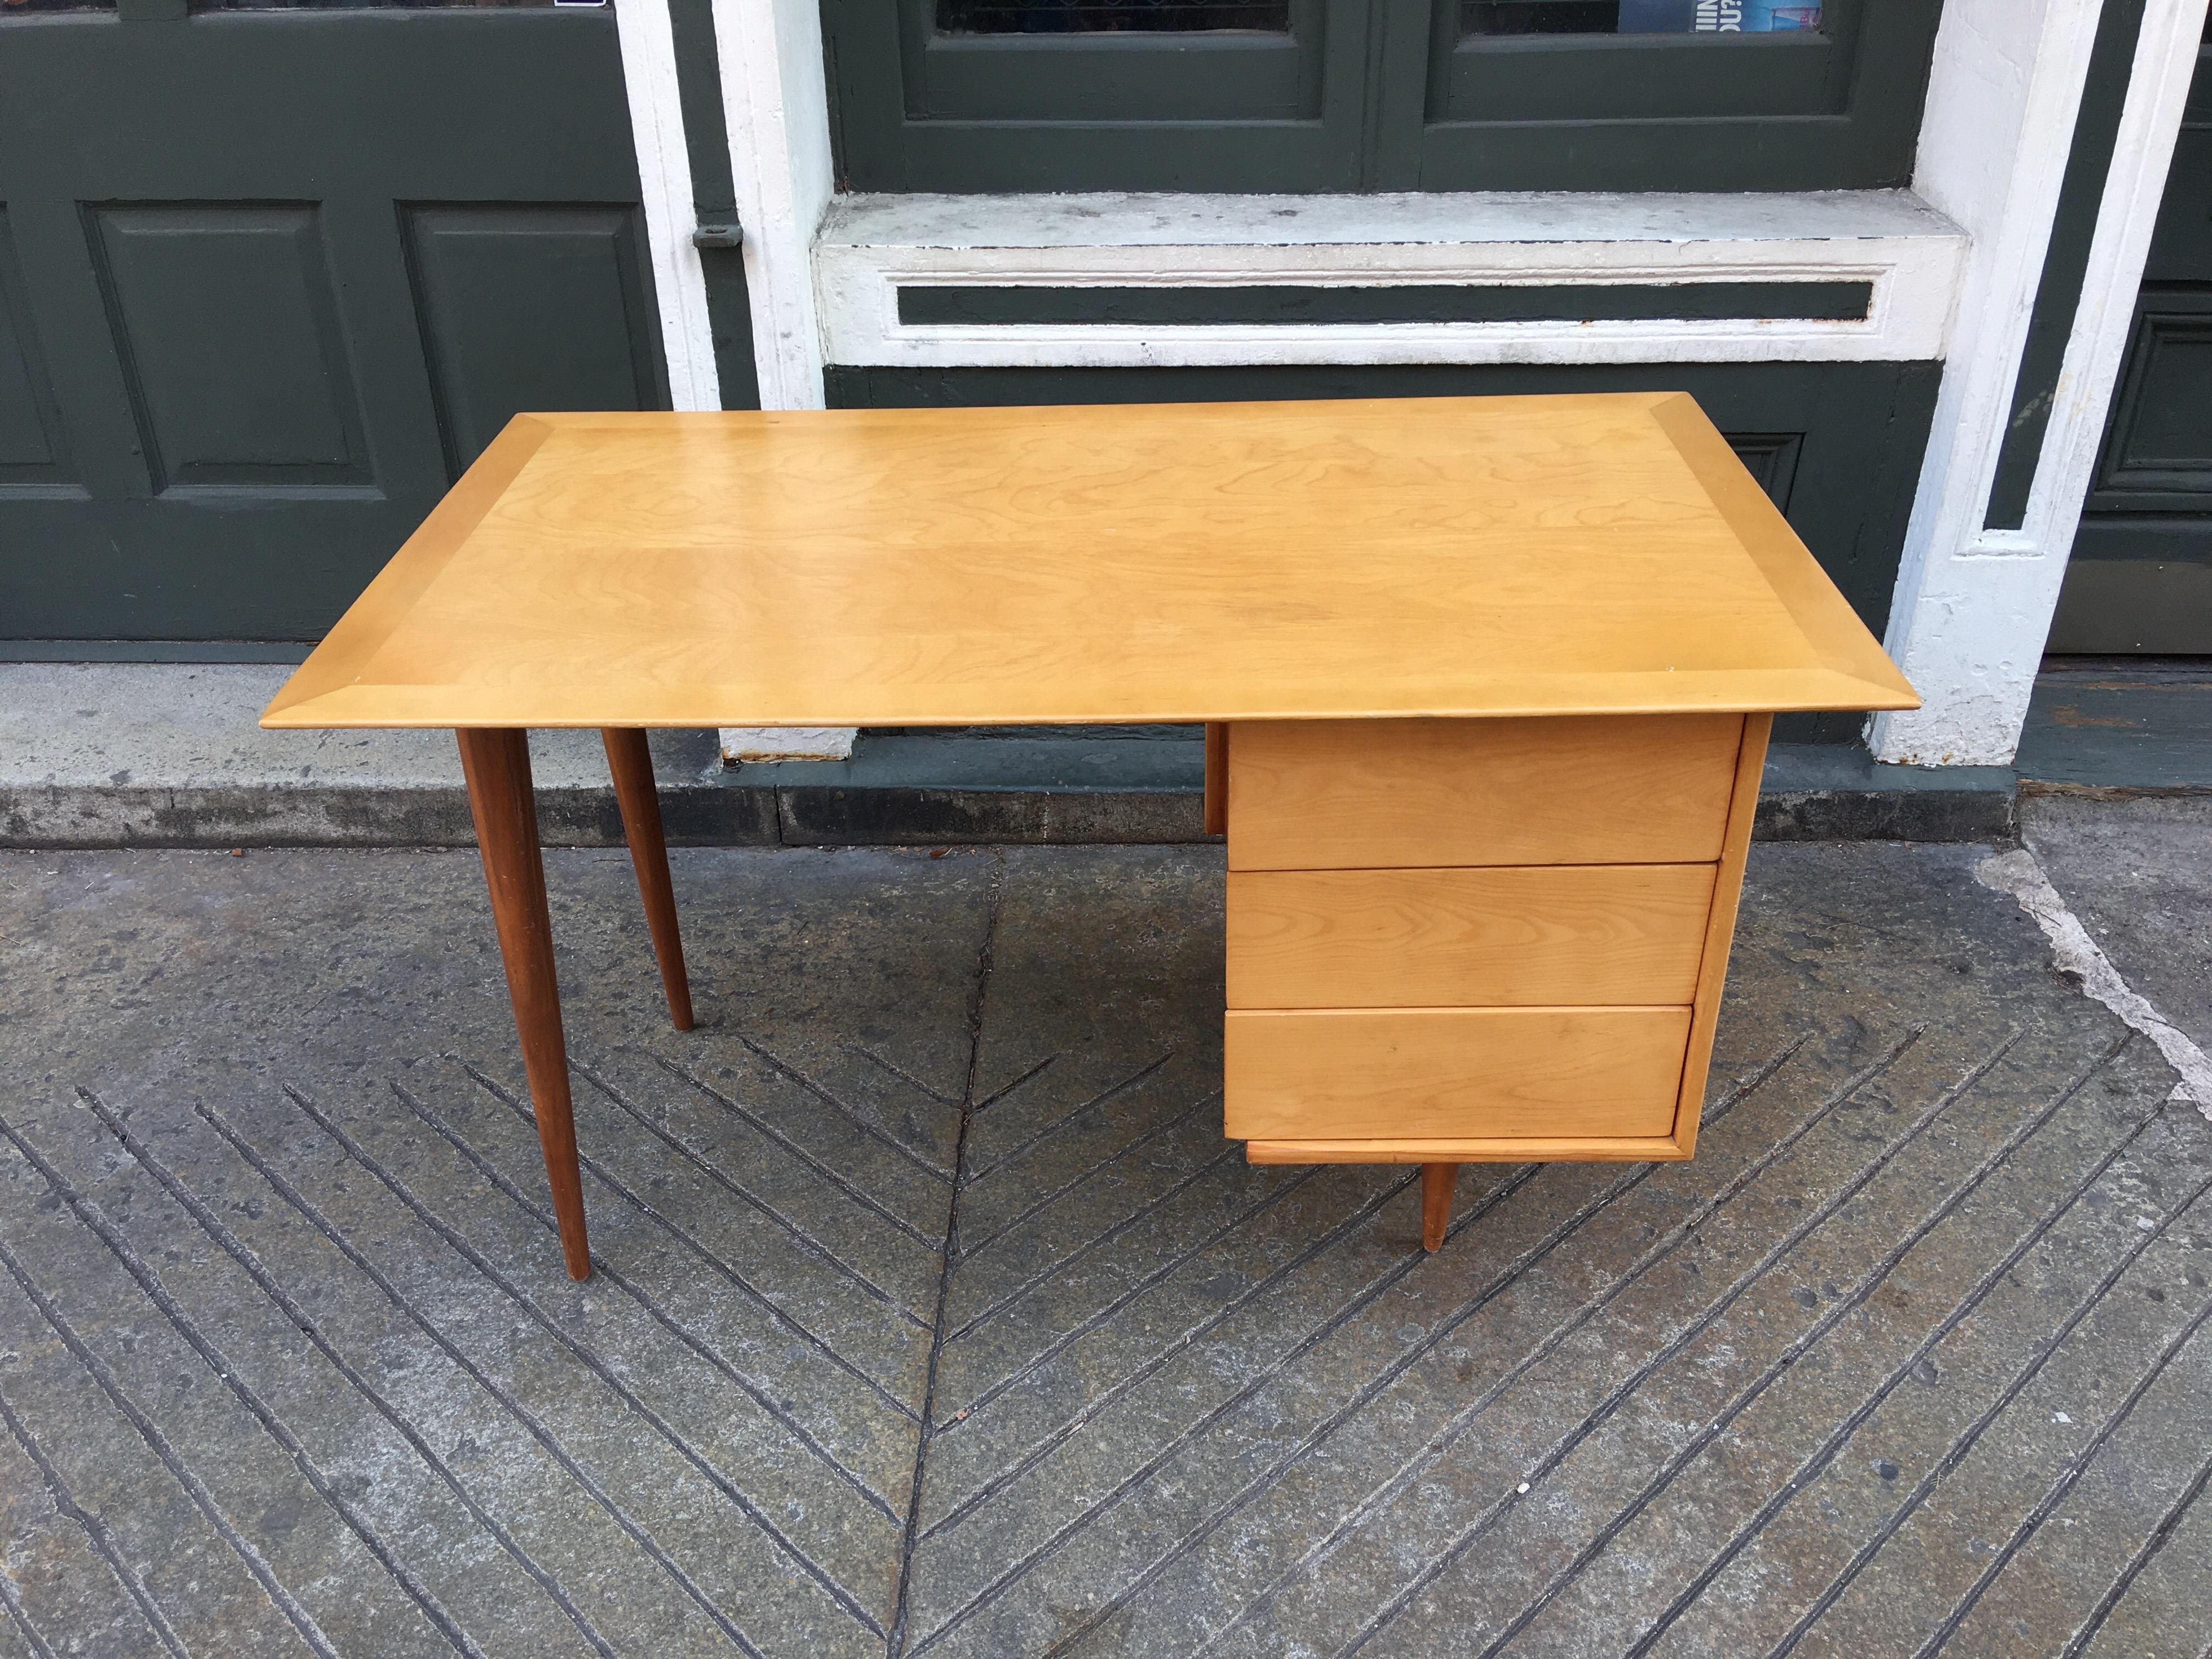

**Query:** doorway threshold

left=2016, top=658, right=2212, bottom=795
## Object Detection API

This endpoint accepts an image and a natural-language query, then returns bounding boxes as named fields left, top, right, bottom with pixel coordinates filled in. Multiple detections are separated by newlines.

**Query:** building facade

left=2, top=0, right=2205, bottom=770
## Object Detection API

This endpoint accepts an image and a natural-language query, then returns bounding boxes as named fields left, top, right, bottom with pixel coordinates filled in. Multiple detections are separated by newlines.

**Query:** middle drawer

left=1227, top=863, right=1717, bottom=1009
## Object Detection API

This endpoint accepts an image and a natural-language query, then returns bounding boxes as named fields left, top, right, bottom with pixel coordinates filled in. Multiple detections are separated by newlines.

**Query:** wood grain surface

left=1226, top=863, right=1717, bottom=1009
left=1223, top=1005, right=1693, bottom=1140
left=1227, top=712, right=1744, bottom=871
left=262, top=395, right=1916, bottom=730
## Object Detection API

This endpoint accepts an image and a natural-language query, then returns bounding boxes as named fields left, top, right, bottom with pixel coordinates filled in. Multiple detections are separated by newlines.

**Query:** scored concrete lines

left=0, top=839, right=2208, bottom=1656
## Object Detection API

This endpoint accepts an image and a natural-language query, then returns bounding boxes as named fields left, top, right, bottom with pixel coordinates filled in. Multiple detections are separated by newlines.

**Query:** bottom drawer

left=1223, top=1006, right=1691, bottom=1141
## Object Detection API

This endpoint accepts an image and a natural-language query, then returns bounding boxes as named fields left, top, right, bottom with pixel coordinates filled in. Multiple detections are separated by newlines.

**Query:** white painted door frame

left=619, top=0, right=851, bottom=760
left=709, top=0, right=833, bottom=413
left=709, top=0, right=851, bottom=759
left=615, top=0, right=722, bottom=413
left=1874, top=0, right=2212, bottom=765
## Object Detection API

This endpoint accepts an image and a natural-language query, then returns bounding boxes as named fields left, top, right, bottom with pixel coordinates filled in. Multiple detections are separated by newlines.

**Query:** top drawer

left=1227, top=713, right=1745, bottom=871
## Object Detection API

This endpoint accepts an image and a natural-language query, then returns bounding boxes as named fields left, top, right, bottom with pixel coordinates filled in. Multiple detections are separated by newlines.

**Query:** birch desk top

left=260, top=393, right=1915, bottom=733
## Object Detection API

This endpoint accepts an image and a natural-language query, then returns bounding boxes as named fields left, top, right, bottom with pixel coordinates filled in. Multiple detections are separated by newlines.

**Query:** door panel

left=403, top=205, right=663, bottom=476
left=0, top=214, right=72, bottom=486
left=0, top=10, right=665, bottom=643
left=2044, top=557, right=2212, bottom=654
left=2051, top=28, right=2212, bottom=653
left=2088, top=291, right=2212, bottom=504
left=90, top=204, right=373, bottom=492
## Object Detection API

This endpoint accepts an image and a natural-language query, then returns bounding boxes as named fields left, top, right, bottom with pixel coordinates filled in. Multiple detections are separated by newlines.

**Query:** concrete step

left=2015, top=656, right=2212, bottom=796
left=1, top=662, right=2016, bottom=849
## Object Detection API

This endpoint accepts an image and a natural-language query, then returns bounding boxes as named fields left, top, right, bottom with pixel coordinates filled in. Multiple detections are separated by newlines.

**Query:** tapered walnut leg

left=1421, top=1162, right=1458, bottom=1253
left=1203, top=722, right=1228, bottom=837
left=601, top=728, right=694, bottom=1032
left=456, top=727, right=591, bottom=1280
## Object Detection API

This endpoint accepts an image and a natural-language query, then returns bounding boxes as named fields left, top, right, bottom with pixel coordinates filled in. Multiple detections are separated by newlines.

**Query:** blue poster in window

left=1618, top=0, right=1822, bottom=29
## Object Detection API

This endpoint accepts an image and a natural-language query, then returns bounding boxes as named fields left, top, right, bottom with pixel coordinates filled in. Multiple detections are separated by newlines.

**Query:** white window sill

left=815, top=189, right=1968, bottom=369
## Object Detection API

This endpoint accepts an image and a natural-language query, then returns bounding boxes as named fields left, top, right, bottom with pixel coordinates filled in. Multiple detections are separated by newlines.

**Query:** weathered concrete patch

left=1977, top=847, right=2212, bottom=1118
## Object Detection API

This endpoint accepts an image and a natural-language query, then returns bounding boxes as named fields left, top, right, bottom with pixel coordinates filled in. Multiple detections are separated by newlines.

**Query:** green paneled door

left=2049, top=20, right=2212, bottom=654
left=0, top=8, right=667, bottom=644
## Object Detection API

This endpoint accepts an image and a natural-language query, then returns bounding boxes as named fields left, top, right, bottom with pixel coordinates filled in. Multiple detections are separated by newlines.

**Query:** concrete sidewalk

left=3, top=821, right=2209, bottom=1656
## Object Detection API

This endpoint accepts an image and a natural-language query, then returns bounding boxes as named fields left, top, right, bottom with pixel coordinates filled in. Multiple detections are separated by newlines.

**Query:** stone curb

left=3, top=754, right=2015, bottom=850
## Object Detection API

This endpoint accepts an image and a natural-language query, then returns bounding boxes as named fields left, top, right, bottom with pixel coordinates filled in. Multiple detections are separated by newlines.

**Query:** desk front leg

left=456, top=727, right=592, bottom=1280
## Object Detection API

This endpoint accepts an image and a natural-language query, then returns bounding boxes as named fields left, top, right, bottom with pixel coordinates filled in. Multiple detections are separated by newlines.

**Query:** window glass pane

left=1461, top=1, right=1822, bottom=34
left=0, top=1, right=582, bottom=23
left=178, top=0, right=575, bottom=9
left=937, top=0, right=1288, bottom=34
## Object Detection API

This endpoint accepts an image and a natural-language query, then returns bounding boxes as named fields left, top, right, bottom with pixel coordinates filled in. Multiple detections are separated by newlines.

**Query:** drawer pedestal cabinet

left=1223, top=711, right=1766, bottom=1249
left=263, top=394, right=1916, bottom=1279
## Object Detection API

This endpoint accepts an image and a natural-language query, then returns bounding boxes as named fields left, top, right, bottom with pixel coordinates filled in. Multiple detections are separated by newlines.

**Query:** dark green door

left=0, top=6, right=667, bottom=645
left=2048, top=18, right=2212, bottom=654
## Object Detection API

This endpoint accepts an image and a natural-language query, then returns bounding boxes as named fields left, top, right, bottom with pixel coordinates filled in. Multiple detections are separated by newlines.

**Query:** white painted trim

left=711, top=0, right=832, bottom=410
left=1874, top=0, right=2209, bottom=765
left=817, top=190, right=1968, bottom=368
left=615, top=0, right=721, bottom=412
left=708, top=0, right=846, bottom=760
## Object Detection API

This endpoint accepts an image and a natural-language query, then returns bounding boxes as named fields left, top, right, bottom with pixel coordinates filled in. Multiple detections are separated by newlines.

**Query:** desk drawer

left=1224, top=1006, right=1690, bottom=1140
left=1227, top=864, right=1715, bottom=1009
left=1227, top=714, right=1744, bottom=872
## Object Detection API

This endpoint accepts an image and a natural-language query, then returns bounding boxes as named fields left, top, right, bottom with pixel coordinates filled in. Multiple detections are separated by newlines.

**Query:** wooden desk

left=264, top=394, right=1916, bottom=1277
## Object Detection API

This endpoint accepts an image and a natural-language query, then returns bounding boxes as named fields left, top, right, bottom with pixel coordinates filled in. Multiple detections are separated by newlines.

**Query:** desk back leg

left=457, top=727, right=593, bottom=1280
left=601, top=728, right=695, bottom=1031
left=1421, top=1161, right=1458, bottom=1252
left=1204, top=722, right=1228, bottom=837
